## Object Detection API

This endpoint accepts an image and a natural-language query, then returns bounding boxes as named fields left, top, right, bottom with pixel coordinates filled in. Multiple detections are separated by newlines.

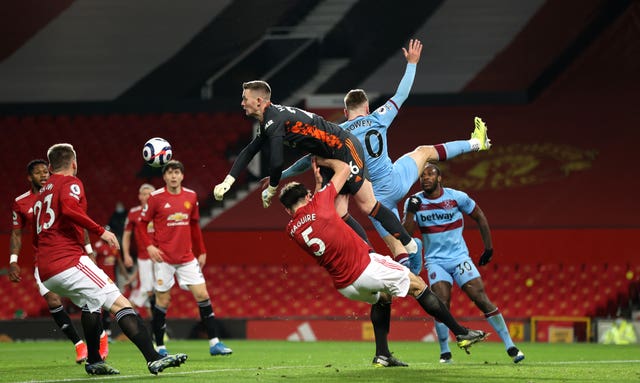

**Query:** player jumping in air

left=213, top=80, right=422, bottom=261
left=280, top=156, right=488, bottom=366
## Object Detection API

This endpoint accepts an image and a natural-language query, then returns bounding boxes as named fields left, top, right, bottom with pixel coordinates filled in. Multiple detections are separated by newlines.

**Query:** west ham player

left=9, top=159, right=90, bottom=363
left=402, top=163, right=524, bottom=364
left=275, top=39, right=491, bottom=274
left=213, top=80, right=422, bottom=260
left=138, top=160, right=232, bottom=357
left=122, top=183, right=156, bottom=315
left=35, top=143, right=187, bottom=375
left=279, top=156, right=487, bottom=366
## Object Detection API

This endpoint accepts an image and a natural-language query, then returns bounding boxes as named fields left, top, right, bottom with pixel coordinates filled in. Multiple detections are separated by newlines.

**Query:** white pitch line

left=13, top=360, right=640, bottom=383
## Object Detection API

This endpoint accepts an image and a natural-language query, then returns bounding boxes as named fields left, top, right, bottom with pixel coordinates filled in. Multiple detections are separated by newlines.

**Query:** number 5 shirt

left=286, top=182, right=370, bottom=289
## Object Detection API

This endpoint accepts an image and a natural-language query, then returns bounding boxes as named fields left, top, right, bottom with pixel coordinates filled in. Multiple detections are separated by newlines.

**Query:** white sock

left=209, top=337, right=220, bottom=347
left=405, top=239, right=418, bottom=254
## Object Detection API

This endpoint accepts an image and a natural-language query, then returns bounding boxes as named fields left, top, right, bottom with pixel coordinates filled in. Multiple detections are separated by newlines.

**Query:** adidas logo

left=286, top=322, right=317, bottom=341
left=164, top=203, right=171, bottom=208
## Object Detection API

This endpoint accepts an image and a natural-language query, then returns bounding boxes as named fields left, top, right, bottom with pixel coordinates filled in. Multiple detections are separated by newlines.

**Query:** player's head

left=279, top=182, right=311, bottom=215
left=47, top=143, right=77, bottom=175
left=27, top=159, right=49, bottom=190
left=344, top=89, right=369, bottom=111
left=162, top=160, right=184, bottom=189
left=138, top=183, right=156, bottom=205
left=420, top=162, right=442, bottom=194
left=241, top=80, right=271, bottom=119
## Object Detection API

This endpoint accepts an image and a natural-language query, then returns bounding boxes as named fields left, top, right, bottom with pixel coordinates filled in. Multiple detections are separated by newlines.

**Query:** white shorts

left=42, top=256, right=122, bottom=312
left=137, top=258, right=155, bottom=294
left=34, top=267, right=50, bottom=296
left=338, top=252, right=411, bottom=304
left=154, top=258, right=204, bottom=293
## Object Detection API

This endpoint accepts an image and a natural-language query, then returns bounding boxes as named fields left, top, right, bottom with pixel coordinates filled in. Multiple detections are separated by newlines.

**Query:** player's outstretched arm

left=390, top=39, right=422, bottom=108
left=214, top=134, right=265, bottom=201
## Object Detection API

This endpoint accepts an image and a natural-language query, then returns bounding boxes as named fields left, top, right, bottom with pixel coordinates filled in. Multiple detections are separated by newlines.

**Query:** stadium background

left=1, top=0, right=638, bottom=343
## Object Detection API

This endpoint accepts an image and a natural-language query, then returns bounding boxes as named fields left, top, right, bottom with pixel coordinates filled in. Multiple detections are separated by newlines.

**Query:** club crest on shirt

left=184, top=201, right=192, bottom=209
left=442, top=200, right=455, bottom=209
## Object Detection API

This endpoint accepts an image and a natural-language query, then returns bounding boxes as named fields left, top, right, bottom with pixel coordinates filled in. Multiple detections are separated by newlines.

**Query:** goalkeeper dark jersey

left=229, top=103, right=368, bottom=193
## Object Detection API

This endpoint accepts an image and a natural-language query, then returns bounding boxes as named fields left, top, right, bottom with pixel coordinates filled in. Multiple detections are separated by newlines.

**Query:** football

left=142, top=137, right=173, bottom=167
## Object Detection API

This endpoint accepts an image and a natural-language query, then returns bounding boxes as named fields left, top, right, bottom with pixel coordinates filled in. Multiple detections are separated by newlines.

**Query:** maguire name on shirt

left=290, top=213, right=316, bottom=236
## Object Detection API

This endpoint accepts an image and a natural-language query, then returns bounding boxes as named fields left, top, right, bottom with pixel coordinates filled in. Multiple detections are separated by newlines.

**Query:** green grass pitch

left=0, top=340, right=637, bottom=382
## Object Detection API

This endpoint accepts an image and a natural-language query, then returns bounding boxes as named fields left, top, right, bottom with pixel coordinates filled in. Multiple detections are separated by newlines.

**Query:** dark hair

left=279, top=182, right=309, bottom=210
left=27, top=159, right=48, bottom=175
left=344, top=89, right=368, bottom=110
left=47, top=143, right=76, bottom=171
left=242, top=80, right=271, bottom=99
left=162, top=160, right=184, bottom=174
left=423, top=162, right=442, bottom=177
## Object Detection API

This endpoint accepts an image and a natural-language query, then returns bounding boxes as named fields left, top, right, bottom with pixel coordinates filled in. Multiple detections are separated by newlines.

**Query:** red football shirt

left=11, top=190, right=37, bottom=231
left=34, top=173, right=105, bottom=281
left=124, top=206, right=151, bottom=260
left=11, top=190, right=38, bottom=262
left=94, top=239, right=118, bottom=281
left=138, top=187, right=205, bottom=264
left=286, top=182, right=371, bottom=289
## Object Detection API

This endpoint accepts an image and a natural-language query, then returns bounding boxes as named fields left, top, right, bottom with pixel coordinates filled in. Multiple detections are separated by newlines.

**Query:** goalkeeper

left=213, top=80, right=421, bottom=259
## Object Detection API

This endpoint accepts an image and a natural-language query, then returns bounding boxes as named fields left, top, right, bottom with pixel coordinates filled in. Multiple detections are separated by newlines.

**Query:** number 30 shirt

left=138, top=187, right=205, bottom=264
left=34, top=173, right=105, bottom=281
left=286, top=182, right=370, bottom=289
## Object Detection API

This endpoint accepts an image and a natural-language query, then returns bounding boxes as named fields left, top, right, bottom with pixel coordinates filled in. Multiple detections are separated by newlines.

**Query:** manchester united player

left=9, top=159, right=89, bottom=363
left=122, top=183, right=156, bottom=315
left=213, top=80, right=421, bottom=261
left=138, top=160, right=232, bottom=357
left=35, top=143, right=187, bottom=375
left=279, top=156, right=487, bottom=366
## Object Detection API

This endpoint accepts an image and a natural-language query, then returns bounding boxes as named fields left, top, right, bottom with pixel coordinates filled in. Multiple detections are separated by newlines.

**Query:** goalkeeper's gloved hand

left=406, top=196, right=421, bottom=214
left=478, top=248, right=493, bottom=266
left=261, top=185, right=278, bottom=208
left=213, top=175, right=235, bottom=201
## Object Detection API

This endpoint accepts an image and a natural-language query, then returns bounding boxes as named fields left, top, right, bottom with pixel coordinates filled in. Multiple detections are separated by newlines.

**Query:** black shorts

left=320, top=136, right=369, bottom=195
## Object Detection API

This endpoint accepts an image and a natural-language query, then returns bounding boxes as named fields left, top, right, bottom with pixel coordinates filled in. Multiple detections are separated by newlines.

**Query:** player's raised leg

left=353, top=179, right=419, bottom=254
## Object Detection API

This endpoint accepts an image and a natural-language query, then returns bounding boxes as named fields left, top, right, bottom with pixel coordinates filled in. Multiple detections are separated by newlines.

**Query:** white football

left=142, top=137, right=173, bottom=167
